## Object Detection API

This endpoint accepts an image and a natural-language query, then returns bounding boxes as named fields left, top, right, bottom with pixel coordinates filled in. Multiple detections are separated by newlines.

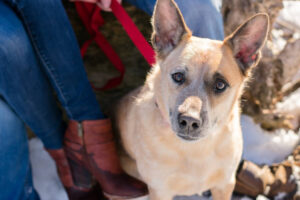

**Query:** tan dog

left=116, top=0, right=269, bottom=199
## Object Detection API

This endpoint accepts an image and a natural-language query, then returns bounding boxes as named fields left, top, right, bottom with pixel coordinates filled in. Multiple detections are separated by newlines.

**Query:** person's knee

left=175, top=0, right=220, bottom=19
left=174, top=0, right=224, bottom=40
left=0, top=27, right=32, bottom=68
left=0, top=4, right=32, bottom=69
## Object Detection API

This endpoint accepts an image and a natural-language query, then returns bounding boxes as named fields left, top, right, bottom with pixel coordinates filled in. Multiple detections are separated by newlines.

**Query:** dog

left=116, top=0, right=269, bottom=199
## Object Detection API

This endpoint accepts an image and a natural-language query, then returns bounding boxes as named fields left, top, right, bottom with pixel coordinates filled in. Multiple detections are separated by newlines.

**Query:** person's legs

left=125, top=0, right=224, bottom=40
left=0, top=97, right=40, bottom=200
left=4, top=0, right=103, bottom=121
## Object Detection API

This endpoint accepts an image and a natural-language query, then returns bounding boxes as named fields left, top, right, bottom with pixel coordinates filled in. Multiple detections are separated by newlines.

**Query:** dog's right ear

left=151, top=0, right=191, bottom=59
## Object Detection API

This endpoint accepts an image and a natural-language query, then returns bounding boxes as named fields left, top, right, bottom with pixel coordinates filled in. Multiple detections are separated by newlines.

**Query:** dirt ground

left=64, top=1, right=153, bottom=115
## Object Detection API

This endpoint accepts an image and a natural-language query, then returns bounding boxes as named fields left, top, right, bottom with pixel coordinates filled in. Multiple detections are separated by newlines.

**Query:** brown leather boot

left=64, top=119, right=148, bottom=199
left=46, top=149, right=105, bottom=200
left=235, top=159, right=297, bottom=198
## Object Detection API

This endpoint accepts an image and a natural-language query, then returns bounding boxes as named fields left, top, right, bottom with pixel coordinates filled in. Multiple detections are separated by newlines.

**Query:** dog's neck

left=142, top=65, right=171, bottom=127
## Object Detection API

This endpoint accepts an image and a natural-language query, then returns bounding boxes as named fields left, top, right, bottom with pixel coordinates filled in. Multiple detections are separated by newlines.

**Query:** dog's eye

left=172, top=72, right=185, bottom=84
left=214, top=79, right=228, bottom=93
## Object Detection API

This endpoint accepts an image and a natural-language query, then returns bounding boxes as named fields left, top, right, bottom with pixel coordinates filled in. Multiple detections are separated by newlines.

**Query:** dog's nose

left=178, top=115, right=200, bottom=133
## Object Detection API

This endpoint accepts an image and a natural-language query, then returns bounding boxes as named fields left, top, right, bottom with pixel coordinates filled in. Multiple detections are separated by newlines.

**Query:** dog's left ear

left=151, top=0, right=191, bottom=59
left=225, top=13, right=269, bottom=75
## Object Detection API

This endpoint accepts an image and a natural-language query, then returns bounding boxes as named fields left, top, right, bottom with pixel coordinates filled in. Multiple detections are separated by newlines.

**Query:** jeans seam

left=16, top=5, right=74, bottom=119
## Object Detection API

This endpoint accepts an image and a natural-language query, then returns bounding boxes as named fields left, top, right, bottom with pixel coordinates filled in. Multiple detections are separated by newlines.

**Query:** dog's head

left=151, top=0, right=269, bottom=141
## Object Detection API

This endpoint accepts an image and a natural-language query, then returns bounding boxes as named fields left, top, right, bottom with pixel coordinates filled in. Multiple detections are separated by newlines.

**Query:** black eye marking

left=213, top=73, right=229, bottom=94
left=171, top=72, right=185, bottom=85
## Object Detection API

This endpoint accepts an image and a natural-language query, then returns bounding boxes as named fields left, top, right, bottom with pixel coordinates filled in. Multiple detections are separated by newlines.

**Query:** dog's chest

left=135, top=128, right=242, bottom=195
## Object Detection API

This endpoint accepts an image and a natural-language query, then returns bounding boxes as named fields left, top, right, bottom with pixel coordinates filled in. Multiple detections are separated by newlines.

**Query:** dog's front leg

left=211, top=182, right=235, bottom=200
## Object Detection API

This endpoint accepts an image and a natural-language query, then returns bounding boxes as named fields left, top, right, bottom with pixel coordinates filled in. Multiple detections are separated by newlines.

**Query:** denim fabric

left=125, top=0, right=224, bottom=40
left=0, top=97, right=40, bottom=200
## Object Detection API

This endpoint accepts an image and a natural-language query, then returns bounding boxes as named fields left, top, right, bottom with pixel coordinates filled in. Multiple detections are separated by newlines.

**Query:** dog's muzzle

left=176, top=114, right=202, bottom=141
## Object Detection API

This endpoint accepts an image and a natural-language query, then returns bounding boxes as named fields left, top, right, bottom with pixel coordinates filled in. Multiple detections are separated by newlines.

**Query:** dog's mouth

left=176, top=134, right=201, bottom=141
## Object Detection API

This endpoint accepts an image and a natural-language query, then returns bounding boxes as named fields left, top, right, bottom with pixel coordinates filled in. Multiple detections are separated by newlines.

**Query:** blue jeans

left=0, top=0, right=224, bottom=199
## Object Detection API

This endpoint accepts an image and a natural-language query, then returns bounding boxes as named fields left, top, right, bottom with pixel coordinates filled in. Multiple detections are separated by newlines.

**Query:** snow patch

left=241, top=115, right=299, bottom=165
left=29, top=138, right=68, bottom=200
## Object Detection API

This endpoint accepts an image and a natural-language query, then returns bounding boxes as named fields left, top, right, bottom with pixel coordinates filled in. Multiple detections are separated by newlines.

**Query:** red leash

left=110, top=0, right=155, bottom=65
left=74, top=0, right=155, bottom=90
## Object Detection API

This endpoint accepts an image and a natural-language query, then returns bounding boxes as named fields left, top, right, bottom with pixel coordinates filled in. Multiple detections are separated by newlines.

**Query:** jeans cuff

left=39, top=121, right=65, bottom=149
